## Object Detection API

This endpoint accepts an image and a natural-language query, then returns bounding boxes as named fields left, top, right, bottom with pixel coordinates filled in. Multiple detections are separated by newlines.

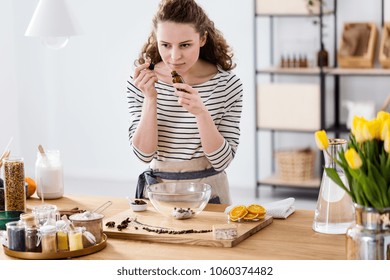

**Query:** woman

left=127, top=0, right=243, bottom=204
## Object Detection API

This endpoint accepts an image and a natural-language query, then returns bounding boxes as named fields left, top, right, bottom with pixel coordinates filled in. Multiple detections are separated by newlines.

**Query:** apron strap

left=135, top=167, right=222, bottom=199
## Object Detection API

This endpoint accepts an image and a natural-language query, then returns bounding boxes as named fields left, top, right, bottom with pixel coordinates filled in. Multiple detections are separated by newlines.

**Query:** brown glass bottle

left=171, top=70, right=185, bottom=83
left=317, top=43, right=329, bottom=67
left=171, top=71, right=188, bottom=92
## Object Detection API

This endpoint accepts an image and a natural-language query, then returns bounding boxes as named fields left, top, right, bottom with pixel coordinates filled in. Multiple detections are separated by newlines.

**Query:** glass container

left=6, top=221, right=25, bottom=251
left=40, top=225, right=57, bottom=253
left=68, top=227, right=84, bottom=251
left=347, top=205, right=390, bottom=259
left=32, top=204, right=58, bottom=227
left=3, top=158, right=26, bottom=212
left=25, top=226, right=41, bottom=252
left=56, top=220, right=69, bottom=251
left=312, top=138, right=355, bottom=234
left=21, top=213, right=41, bottom=252
left=35, top=150, right=64, bottom=199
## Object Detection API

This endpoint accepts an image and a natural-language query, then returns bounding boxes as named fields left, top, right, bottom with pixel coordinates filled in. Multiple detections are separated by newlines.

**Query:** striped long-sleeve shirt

left=126, top=68, right=243, bottom=171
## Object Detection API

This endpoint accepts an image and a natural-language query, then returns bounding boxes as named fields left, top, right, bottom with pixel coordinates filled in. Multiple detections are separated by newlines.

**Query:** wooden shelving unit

left=254, top=0, right=388, bottom=197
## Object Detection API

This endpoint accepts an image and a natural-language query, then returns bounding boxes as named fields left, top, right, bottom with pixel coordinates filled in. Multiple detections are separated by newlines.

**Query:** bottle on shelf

left=317, top=43, right=329, bottom=67
left=292, top=55, right=298, bottom=68
left=280, top=55, right=287, bottom=68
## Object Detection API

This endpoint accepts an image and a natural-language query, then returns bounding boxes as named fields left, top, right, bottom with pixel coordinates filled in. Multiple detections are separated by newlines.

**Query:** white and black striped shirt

left=126, top=68, right=243, bottom=171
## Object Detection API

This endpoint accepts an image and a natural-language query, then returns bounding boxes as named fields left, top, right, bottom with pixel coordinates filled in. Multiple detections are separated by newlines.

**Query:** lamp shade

left=25, top=0, right=82, bottom=48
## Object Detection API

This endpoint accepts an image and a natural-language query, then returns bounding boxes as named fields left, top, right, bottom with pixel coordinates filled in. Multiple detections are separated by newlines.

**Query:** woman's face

left=156, top=21, right=206, bottom=74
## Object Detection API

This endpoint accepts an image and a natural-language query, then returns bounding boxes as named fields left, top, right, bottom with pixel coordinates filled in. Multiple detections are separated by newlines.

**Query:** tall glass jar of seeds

left=3, top=158, right=26, bottom=212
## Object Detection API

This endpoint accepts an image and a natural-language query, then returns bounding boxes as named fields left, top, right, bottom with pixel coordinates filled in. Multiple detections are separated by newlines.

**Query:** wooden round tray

left=3, top=233, right=107, bottom=259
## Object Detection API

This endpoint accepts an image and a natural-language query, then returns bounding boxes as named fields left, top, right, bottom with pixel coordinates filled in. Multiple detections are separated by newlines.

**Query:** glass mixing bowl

left=146, top=182, right=211, bottom=219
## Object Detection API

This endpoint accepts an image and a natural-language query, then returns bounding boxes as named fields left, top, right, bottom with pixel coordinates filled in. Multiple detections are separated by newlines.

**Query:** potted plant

left=314, top=111, right=390, bottom=259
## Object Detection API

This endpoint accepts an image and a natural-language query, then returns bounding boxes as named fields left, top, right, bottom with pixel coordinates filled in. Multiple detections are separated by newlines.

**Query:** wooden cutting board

left=103, top=207, right=273, bottom=248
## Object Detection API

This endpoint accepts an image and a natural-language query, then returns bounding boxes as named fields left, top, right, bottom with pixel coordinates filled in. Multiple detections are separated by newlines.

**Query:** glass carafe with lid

left=312, top=138, right=355, bottom=234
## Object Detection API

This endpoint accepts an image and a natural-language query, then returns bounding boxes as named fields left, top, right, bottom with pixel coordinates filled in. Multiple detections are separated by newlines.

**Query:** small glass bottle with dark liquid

left=171, top=70, right=185, bottom=83
left=171, top=71, right=188, bottom=92
left=317, top=43, right=329, bottom=67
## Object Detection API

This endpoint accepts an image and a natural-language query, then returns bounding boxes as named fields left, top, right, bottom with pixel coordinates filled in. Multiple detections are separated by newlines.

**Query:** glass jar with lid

left=68, top=227, right=83, bottom=251
left=21, top=213, right=41, bottom=252
left=56, top=220, right=69, bottom=252
left=35, top=150, right=64, bottom=199
left=6, top=221, right=26, bottom=251
left=39, top=225, right=57, bottom=253
left=3, top=158, right=26, bottom=212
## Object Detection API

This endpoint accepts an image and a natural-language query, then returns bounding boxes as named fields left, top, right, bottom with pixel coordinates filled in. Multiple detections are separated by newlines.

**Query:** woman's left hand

left=173, top=83, right=206, bottom=116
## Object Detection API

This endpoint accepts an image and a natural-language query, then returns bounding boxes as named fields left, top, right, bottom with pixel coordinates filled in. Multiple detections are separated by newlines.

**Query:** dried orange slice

left=247, top=204, right=266, bottom=215
left=257, top=213, right=266, bottom=220
left=229, top=205, right=248, bottom=220
left=243, top=212, right=259, bottom=220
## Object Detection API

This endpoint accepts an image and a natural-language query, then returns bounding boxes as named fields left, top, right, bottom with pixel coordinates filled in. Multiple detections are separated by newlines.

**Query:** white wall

left=2, top=0, right=254, bottom=197
left=0, top=1, right=21, bottom=158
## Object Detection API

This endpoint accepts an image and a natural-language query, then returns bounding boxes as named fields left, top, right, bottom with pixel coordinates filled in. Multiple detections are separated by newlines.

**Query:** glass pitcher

left=312, top=138, right=355, bottom=234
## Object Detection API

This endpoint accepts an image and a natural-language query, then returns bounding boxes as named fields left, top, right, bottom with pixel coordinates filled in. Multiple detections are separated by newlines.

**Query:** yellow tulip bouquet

left=315, top=111, right=390, bottom=209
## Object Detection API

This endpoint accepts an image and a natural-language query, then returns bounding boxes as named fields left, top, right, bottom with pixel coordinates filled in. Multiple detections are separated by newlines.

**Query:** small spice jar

left=56, top=220, right=69, bottom=252
left=6, top=221, right=26, bottom=251
left=21, top=213, right=41, bottom=252
left=70, top=212, right=103, bottom=247
left=68, top=227, right=83, bottom=251
left=39, top=225, right=57, bottom=253
left=3, top=158, right=26, bottom=212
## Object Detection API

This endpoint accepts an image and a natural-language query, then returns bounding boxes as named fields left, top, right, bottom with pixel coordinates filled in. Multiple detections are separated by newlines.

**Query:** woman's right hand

left=133, top=62, right=158, bottom=99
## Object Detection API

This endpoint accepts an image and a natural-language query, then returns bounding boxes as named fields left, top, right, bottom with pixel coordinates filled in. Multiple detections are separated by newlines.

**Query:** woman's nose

left=171, top=47, right=182, bottom=61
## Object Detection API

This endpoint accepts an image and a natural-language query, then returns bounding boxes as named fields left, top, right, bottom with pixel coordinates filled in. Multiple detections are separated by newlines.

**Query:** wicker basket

left=275, top=148, right=316, bottom=182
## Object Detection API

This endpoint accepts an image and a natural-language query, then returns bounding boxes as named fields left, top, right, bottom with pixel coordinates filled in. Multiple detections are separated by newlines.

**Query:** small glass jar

left=35, top=150, right=64, bottom=200
left=32, top=204, right=58, bottom=227
left=25, top=226, right=42, bottom=252
left=6, top=221, right=26, bottom=251
left=39, top=225, right=57, bottom=253
left=56, top=220, right=69, bottom=251
left=20, top=213, right=42, bottom=252
left=3, top=158, right=26, bottom=212
left=68, top=227, right=83, bottom=251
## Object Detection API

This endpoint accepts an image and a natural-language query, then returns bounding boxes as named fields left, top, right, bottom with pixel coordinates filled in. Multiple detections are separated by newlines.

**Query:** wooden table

left=0, top=194, right=346, bottom=260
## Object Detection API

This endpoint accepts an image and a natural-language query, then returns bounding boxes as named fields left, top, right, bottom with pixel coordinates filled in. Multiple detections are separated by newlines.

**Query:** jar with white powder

left=35, top=150, right=64, bottom=199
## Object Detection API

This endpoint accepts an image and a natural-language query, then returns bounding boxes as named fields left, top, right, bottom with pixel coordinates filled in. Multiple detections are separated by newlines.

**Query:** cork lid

left=20, top=213, right=36, bottom=227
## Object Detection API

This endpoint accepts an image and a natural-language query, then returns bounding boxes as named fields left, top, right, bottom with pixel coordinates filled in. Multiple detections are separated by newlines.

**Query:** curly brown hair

left=135, top=0, right=235, bottom=70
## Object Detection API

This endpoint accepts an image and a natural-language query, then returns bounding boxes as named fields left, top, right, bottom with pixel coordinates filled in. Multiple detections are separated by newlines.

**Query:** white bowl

left=128, top=198, right=148, bottom=212
left=146, top=182, right=211, bottom=219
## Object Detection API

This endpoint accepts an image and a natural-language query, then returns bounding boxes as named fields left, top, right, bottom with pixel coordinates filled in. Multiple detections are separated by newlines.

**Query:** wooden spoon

left=0, top=150, right=11, bottom=168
